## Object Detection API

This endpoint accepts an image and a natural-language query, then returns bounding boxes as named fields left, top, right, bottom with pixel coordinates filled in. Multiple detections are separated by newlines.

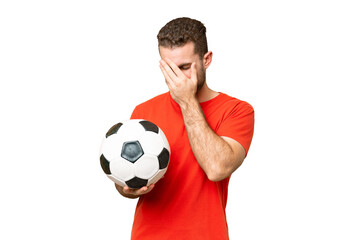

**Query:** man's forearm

left=179, top=98, right=236, bottom=181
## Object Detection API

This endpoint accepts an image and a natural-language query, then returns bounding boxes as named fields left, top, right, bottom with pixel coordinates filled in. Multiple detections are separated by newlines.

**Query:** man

left=115, top=17, right=254, bottom=239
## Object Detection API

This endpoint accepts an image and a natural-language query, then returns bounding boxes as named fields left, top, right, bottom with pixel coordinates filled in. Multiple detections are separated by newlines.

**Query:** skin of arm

left=160, top=58, right=246, bottom=182
left=179, top=97, right=246, bottom=181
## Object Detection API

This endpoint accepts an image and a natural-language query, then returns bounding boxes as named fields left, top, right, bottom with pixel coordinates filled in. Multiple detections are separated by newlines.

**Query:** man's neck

left=196, top=83, right=219, bottom=103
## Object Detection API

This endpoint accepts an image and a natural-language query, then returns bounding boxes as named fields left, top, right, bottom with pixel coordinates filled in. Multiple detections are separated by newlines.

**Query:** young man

left=115, top=17, right=255, bottom=239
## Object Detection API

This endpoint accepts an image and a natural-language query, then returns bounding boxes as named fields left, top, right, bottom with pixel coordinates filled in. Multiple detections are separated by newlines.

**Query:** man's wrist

left=179, top=97, right=207, bottom=129
left=178, top=95, right=198, bottom=111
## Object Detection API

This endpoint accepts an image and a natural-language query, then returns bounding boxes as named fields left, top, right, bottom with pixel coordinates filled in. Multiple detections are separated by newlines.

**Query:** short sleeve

left=130, top=105, right=143, bottom=120
left=216, top=102, right=254, bottom=154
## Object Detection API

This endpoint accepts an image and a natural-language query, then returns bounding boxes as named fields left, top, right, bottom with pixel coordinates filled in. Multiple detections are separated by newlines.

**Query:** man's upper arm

left=221, top=136, right=246, bottom=171
left=217, top=101, right=254, bottom=155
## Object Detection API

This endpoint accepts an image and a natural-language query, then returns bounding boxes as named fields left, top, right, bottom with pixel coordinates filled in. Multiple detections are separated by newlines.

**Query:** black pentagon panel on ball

left=126, top=177, right=148, bottom=189
left=121, top=141, right=144, bottom=163
left=106, top=122, right=123, bottom=138
left=158, top=148, right=170, bottom=169
left=100, top=154, right=111, bottom=174
left=139, top=120, right=159, bottom=134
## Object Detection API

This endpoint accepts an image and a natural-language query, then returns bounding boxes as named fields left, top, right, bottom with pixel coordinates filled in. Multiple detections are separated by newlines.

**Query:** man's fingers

left=136, top=184, right=155, bottom=195
left=191, top=62, right=197, bottom=82
left=122, top=186, right=131, bottom=194
left=147, top=184, right=155, bottom=191
left=160, top=59, right=177, bottom=80
left=160, top=62, right=175, bottom=89
left=123, top=184, right=155, bottom=196
left=164, top=58, right=183, bottom=77
left=135, top=186, right=149, bottom=194
left=124, top=186, right=148, bottom=195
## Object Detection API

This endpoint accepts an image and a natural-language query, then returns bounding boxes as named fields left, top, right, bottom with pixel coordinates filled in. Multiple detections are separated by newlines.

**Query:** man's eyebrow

left=178, top=63, right=192, bottom=68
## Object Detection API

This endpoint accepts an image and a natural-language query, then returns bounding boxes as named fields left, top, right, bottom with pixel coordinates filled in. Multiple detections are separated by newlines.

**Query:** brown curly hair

left=157, top=17, right=208, bottom=57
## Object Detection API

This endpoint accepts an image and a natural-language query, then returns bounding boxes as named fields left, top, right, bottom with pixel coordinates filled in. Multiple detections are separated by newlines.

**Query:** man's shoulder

left=219, top=93, right=254, bottom=113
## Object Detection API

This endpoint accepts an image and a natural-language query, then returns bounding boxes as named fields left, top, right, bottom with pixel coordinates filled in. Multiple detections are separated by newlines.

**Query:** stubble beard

left=196, top=64, right=206, bottom=94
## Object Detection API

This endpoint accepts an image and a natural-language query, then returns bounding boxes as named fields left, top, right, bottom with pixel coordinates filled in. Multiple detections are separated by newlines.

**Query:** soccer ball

left=100, top=119, right=170, bottom=189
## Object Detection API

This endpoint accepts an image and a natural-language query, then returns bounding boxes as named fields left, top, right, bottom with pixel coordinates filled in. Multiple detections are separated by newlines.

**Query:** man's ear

left=203, top=51, right=213, bottom=69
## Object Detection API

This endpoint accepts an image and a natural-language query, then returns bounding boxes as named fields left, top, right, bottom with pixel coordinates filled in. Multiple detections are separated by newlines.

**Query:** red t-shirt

left=130, top=92, right=254, bottom=240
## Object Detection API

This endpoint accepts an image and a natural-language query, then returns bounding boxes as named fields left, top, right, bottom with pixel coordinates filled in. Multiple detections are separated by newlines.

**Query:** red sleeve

left=130, top=105, right=143, bottom=120
left=216, top=102, right=255, bottom=154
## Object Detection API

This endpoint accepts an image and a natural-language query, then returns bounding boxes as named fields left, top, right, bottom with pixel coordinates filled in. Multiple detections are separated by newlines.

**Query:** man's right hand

left=115, top=183, right=155, bottom=199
